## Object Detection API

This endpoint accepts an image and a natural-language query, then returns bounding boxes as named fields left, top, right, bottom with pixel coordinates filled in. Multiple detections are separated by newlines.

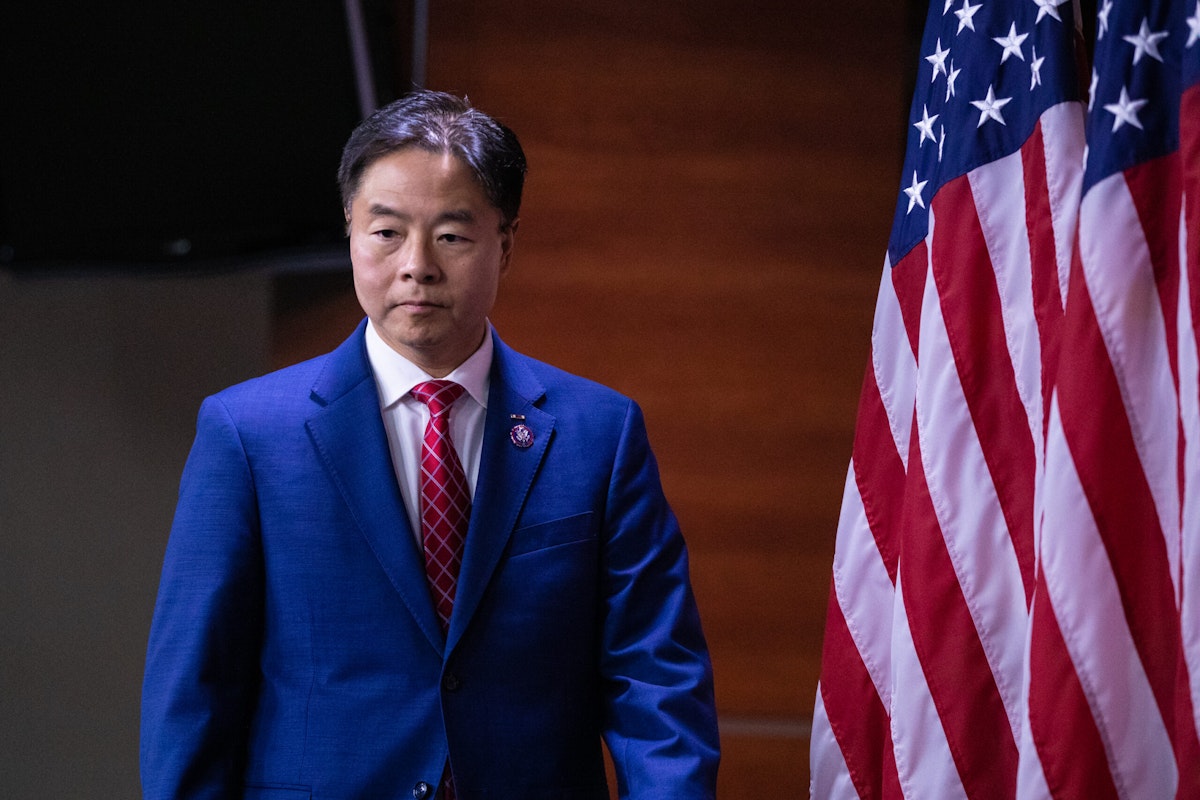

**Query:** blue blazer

left=141, top=322, right=719, bottom=799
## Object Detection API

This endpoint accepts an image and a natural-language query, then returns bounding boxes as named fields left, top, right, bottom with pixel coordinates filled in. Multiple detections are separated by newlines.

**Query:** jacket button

left=412, top=781, right=431, bottom=799
left=442, top=671, right=461, bottom=692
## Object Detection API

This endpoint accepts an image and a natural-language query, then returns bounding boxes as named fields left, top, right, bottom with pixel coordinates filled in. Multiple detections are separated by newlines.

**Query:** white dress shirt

left=364, top=321, right=493, bottom=543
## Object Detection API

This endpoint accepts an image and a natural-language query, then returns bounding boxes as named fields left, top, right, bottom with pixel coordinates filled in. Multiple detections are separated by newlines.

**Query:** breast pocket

left=506, top=511, right=596, bottom=558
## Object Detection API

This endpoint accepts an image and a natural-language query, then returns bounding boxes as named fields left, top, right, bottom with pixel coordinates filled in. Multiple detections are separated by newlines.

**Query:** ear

left=498, top=218, right=519, bottom=275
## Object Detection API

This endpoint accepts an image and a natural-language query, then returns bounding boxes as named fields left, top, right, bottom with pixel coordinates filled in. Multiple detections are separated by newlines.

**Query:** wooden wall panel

left=275, top=1, right=907, bottom=794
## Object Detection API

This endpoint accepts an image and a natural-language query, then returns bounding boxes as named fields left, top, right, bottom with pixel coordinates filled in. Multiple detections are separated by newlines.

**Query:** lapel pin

left=509, top=415, right=534, bottom=449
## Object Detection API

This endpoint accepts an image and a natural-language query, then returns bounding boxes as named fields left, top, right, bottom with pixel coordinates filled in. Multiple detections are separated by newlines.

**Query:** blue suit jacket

left=141, top=322, right=719, bottom=799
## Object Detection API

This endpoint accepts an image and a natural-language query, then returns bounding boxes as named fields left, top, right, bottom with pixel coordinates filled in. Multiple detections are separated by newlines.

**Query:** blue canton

left=1084, top=0, right=1191, bottom=192
left=889, top=0, right=1082, bottom=266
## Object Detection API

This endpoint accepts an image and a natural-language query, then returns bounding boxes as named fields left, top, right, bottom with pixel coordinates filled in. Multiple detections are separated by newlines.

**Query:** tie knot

left=411, top=380, right=465, bottom=417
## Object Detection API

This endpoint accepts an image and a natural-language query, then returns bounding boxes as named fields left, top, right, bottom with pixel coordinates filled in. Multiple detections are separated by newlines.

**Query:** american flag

left=810, top=0, right=1200, bottom=796
left=1021, top=0, right=1200, bottom=796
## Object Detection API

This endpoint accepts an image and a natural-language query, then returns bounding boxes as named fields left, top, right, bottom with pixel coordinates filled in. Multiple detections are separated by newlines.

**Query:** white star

left=914, top=105, right=940, bottom=146
left=1104, top=86, right=1148, bottom=131
left=1098, top=0, right=1113, bottom=40
left=944, top=0, right=955, bottom=13
left=1030, top=45, right=1045, bottom=88
left=1189, top=2, right=1200, bottom=47
left=904, top=171, right=929, bottom=213
left=1123, top=17, right=1170, bottom=64
left=971, top=85, right=1013, bottom=127
left=946, top=60, right=962, bottom=101
left=1088, top=68, right=1099, bottom=111
left=938, top=125, right=947, bottom=162
left=1032, top=0, right=1063, bottom=23
left=926, top=38, right=951, bottom=82
left=993, top=23, right=1030, bottom=63
left=955, top=0, right=983, bottom=33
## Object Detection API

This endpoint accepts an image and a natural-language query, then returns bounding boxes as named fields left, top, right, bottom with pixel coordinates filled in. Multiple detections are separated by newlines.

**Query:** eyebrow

left=366, top=204, right=477, bottom=225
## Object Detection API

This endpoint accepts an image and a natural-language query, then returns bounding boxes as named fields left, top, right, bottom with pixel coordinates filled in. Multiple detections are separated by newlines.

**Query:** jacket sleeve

left=599, top=399, right=720, bottom=799
left=141, top=395, right=264, bottom=800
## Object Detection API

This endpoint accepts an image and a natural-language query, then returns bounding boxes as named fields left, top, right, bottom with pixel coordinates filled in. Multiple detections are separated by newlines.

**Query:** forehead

left=355, top=148, right=491, bottom=210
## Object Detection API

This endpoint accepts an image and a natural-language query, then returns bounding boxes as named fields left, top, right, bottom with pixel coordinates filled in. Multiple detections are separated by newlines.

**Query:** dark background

left=0, top=1, right=412, bottom=268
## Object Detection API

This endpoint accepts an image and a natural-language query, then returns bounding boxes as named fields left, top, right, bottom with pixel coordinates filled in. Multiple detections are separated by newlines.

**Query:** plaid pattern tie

left=410, top=380, right=470, bottom=633
left=411, top=380, right=467, bottom=800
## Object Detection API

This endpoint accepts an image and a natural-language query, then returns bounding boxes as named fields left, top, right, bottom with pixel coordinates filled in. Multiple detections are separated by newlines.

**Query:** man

left=141, top=90, right=720, bottom=799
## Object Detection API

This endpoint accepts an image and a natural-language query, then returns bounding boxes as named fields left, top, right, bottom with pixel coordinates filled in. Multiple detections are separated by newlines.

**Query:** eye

left=439, top=233, right=469, bottom=244
left=373, top=229, right=399, bottom=240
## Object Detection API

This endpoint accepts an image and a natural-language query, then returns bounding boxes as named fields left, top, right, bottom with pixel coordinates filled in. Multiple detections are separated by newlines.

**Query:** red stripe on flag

left=1185, top=86, right=1200, bottom=401
left=1176, top=79, right=1200, bottom=800
left=852, top=360, right=903, bottom=584
left=1180, top=84, right=1200, bottom=796
left=901, top=431, right=1017, bottom=799
left=819, top=575, right=891, bottom=800
left=1021, top=122, right=1065, bottom=439
left=1124, top=155, right=1182, bottom=388
left=1026, top=573, right=1120, bottom=800
left=1175, top=642, right=1200, bottom=799
left=881, top=730, right=902, bottom=800
left=930, top=177, right=1036, bottom=604
left=891, top=243, right=928, bottom=362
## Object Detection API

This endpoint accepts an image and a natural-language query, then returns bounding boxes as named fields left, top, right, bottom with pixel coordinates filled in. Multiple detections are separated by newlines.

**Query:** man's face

left=347, top=148, right=515, bottom=377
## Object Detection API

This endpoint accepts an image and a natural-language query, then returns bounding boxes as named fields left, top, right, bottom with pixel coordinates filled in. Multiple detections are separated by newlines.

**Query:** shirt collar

left=364, top=321, right=493, bottom=411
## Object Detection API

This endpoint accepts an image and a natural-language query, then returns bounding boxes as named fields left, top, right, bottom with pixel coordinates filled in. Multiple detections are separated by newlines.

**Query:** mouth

left=397, top=299, right=445, bottom=312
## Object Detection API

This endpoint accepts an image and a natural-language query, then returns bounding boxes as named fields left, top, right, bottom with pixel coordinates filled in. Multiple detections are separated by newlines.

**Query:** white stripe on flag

left=871, top=254, right=918, bottom=468
left=1040, top=398, right=1178, bottom=798
left=891, top=569, right=969, bottom=800
left=833, top=462, right=896, bottom=706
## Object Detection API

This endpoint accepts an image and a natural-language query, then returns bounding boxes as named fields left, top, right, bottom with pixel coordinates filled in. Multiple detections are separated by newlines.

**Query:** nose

left=398, top=237, right=440, bottom=284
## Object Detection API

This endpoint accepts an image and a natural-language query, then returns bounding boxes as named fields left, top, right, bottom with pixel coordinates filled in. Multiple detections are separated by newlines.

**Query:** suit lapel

left=305, top=322, right=445, bottom=652
left=447, top=334, right=553, bottom=651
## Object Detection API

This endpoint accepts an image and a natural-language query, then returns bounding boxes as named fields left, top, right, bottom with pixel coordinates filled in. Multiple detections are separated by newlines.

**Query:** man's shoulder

left=217, top=354, right=324, bottom=398
left=195, top=356, right=325, bottom=434
left=209, top=324, right=367, bottom=414
left=498, top=342, right=631, bottom=407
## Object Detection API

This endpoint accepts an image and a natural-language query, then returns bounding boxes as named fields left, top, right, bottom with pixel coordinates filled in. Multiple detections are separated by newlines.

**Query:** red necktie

left=412, top=381, right=467, bottom=800
left=410, top=380, right=470, bottom=633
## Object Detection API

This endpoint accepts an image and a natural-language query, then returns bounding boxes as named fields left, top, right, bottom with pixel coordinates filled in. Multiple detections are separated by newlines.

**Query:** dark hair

left=337, top=90, right=527, bottom=226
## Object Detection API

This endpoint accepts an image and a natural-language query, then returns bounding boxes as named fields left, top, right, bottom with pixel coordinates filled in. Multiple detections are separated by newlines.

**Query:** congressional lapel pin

left=509, top=414, right=534, bottom=449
